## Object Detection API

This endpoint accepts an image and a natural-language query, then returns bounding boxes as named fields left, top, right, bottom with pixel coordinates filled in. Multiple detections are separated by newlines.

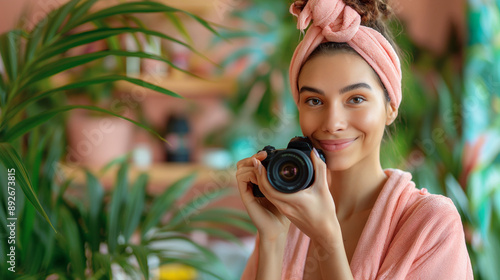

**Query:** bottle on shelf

left=164, top=114, right=192, bottom=162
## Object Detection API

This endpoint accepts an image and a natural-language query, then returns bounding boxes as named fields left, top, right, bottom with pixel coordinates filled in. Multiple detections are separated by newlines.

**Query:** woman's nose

left=321, top=104, right=347, bottom=133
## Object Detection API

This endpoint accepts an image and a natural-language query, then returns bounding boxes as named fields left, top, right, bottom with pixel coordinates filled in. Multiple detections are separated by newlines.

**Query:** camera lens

left=267, top=150, right=314, bottom=193
left=279, top=163, right=299, bottom=182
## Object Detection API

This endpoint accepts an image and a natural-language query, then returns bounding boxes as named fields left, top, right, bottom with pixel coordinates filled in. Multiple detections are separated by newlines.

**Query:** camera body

left=252, top=136, right=326, bottom=197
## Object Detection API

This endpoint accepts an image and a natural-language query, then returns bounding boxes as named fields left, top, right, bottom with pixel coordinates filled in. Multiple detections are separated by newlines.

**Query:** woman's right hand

left=236, top=151, right=290, bottom=242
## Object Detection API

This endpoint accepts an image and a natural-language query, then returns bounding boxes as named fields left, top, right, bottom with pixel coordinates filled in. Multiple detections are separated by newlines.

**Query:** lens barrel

left=266, top=149, right=314, bottom=193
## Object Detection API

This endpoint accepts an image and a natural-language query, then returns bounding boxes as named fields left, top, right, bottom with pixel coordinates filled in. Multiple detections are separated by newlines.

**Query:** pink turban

left=289, top=0, right=402, bottom=108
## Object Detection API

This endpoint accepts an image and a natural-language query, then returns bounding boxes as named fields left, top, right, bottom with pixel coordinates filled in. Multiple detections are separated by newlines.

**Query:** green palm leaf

left=168, top=187, right=234, bottom=227
left=188, top=210, right=256, bottom=233
left=107, top=162, right=128, bottom=254
left=172, top=225, right=243, bottom=245
left=35, top=27, right=206, bottom=64
left=3, top=104, right=167, bottom=143
left=61, top=0, right=99, bottom=35
left=155, top=236, right=230, bottom=279
left=93, top=253, right=112, bottom=279
left=59, top=206, right=86, bottom=279
left=85, top=170, right=104, bottom=253
left=0, top=31, right=21, bottom=83
left=5, top=74, right=184, bottom=125
left=165, top=13, right=193, bottom=45
left=123, top=173, right=147, bottom=242
left=43, top=0, right=80, bottom=44
left=141, top=173, right=197, bottom=237
left=68, top=2, right=178, bottom=29
left=22, top=50, right=197, bottom=91
left=129, top=245, right=149, bottom=280
left=0, top=142, right=56, bottom=232
left=68, top=2, right=219, bottom=37
left=24, top=19, right=45, bottom=66
left=0, top=73, right=6, bottom=105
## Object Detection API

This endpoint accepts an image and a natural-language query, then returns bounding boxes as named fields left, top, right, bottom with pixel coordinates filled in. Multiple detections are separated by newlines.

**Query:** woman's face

left=297, top=52, right=397, bottom=171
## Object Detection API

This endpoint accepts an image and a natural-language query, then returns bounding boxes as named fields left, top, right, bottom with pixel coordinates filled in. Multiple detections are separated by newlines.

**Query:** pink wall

left=1, top=0, right=466, bottom=55
left=0, top=0, right=27, bottom=34
left=396, top=0, right=466, bottom=55
left=0, top=0, right=70, bottom=33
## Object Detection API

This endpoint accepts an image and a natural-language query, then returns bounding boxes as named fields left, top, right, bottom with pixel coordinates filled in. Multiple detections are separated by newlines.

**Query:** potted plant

left=0, top=0, right=217, bottom=232
left=0, top=130, right=254, bottom=278
left=0, top=0, right=255, bottom=278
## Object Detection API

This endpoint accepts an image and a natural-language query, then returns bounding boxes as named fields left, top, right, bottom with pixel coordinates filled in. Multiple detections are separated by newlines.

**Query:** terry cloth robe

left=241, top=169, right=473, bottom=280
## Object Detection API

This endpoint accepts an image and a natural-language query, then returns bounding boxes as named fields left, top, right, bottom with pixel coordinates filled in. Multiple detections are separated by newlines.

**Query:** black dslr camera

left=252, top=136, right=326, bottom=197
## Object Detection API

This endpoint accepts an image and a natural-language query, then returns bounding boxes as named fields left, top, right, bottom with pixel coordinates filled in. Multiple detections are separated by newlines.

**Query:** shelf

left=159, top=0, right=218, bottom=14
left=117, top=74, right=237, bottom=98
left=92, top=0, right=218, bottom=15
left=59, top=162, right=237, bottom=194
left=52, top=72, right=236, bottom=98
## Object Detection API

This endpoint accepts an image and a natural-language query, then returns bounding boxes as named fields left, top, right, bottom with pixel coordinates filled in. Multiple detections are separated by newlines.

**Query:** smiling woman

left=236, top=0, right=473, bottom=279
left=298, top=50, right=395, bottom=172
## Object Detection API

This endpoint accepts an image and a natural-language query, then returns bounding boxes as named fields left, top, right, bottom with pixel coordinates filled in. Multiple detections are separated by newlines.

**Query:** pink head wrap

left=289, top=0, right=402, bottom=108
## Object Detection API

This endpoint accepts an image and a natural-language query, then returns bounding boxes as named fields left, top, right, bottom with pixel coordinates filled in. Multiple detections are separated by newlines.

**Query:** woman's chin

left=325, top=159, right=354, bottom=172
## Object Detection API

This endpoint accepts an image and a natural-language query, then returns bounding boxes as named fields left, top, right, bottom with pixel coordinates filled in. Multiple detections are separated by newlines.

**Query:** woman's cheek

left=353, top=107, right=386, bottom=139
left=299, top=111, right=316, bottom=136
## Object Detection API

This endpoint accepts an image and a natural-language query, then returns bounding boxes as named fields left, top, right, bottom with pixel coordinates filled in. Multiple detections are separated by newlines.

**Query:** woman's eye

left=349, top=96, right=366, bottom=104
left=306, top=98, right=322, bottom=106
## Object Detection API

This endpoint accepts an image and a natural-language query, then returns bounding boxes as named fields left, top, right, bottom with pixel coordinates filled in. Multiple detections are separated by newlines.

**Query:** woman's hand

left=255, top=148, right=341, bottom=245
left=236, top=151, right=291, bottom=242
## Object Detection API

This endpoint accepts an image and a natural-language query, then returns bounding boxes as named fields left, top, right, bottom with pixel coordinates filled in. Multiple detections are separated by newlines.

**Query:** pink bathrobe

left=241, top=169, right=473, bottom=279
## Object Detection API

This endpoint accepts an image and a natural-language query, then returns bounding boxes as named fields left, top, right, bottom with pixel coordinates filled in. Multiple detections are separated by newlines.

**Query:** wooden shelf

left=117, top=74, right=237, bottom=97
left=52, top=72, right=236, bottom=98
left=160, top=0, right=218, bottom=14
left=92, top=0, right=218, bottom=15
left=59, top=162, right=236, bottom=194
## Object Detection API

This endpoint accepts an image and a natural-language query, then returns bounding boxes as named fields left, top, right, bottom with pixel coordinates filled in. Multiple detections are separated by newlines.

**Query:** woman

left=236, top=0, right=473, bottom=279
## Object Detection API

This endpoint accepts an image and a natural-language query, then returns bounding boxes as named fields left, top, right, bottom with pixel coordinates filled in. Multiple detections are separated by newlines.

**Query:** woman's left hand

left=255, top=148, right=341, bottom=243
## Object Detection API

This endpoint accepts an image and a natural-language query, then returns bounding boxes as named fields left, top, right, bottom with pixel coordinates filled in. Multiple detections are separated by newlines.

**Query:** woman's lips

left=318, top=138, right=357, bottom=152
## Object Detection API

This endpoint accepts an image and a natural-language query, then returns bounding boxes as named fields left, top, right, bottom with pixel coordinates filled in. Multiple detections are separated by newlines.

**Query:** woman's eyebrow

left=299, top=83, right=371, bottom=96
left=299, top=86, right=324, bottom=95
left=339, top=82, right=372, bottom=94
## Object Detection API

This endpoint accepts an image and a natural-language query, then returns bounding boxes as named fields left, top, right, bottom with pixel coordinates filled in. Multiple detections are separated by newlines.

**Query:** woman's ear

left=385, top=103, right=398, bottom=125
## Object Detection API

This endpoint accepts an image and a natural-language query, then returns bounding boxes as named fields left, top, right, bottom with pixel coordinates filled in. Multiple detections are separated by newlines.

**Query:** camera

left=252, top=136, right=326, bottom=197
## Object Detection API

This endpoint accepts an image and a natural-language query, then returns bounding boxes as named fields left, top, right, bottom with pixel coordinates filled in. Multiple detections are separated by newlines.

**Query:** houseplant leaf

left=0, top=72, right=6, bottom=105
left=42, top=0, right=80, bottom=44
left=3, top=104, right=167, bottom=143
left=85, top=170, right=104, bottom=253
left=445, top=173, right=473, bottom=223
left=24, top=13, right=47, bottom=65
left=107, top=161, right=129, bottom=254
left=123, top=173, right=147, bottom=242
left=0, top=30, right=21, bottom=83
left=68, top=1, right=219, bottom=37
left=0, top=142, right=56, bottom=232
left=165, top=13, right=192, bottom=45
left=185, top=208, right=256, bottom=234
left=155, top=236, right=230, bottom=280
left=35, top=27, right=208, bottom=64
left=92, top=253, right=112, bottom=279
left=6, top=74, right=184, bottom=124
left=141, top=173, right=197, bottom=237
left=168, top=187, right=233, bottom=227
left=58, top=206, right=86, bottom=279
left=60, top=0, right=99, bottom=35
left=129, top=245, right=149, bottom=280
left=23, top=49, right=198, bottom=89
left=68, top=2, right=178, bottom=29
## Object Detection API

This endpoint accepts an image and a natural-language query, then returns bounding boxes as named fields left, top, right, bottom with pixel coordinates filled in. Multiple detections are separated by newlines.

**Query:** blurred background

left=0, top=0, right=499, bottom=279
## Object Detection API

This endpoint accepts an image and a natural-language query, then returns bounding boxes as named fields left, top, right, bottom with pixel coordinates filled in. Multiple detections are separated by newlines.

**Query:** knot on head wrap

left=289, top=0, right=402, bottom=109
